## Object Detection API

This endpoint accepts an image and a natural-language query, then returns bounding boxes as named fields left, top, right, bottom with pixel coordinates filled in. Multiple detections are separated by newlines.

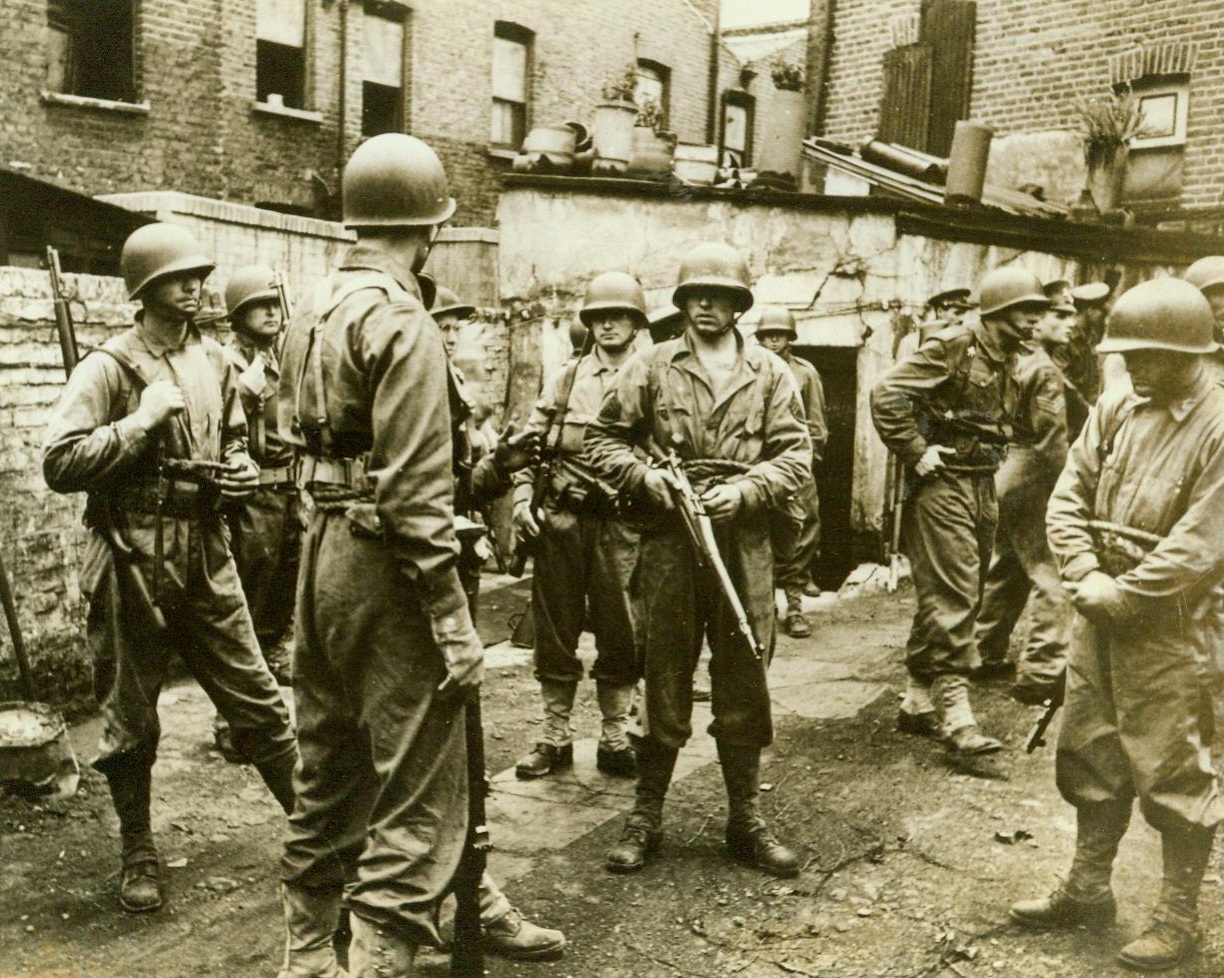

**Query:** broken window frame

left=720, top=89, right=755, bottom=167
left=635, top=59, right=670, bottom=128
left=491, top=21, right=533, bottom=150
left=256, top=0, right=308, bottom=110
left=46, top=0, right=138, bottom=105
left=361, top=4, right=407, bottom=137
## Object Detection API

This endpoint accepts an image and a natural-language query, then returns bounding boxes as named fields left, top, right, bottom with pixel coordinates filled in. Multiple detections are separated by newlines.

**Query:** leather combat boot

left=1117, top=824, right=1215, bottom=971
left=256, top=747, right=301, bottom=815
left=595, top=681, right=637, bottom=777
left=934, top=675, right=1002, bottom=755
left=348, top=914, right=416, bottom=978
left=483, top=907, right=566, bottom=961
left=718, top=742, right=801, bottom=879
left=277, top=883, right=347, bottom=978
left=105, top=754, right=162, bottom=913
left=605, top=737, right=677, bottom=873
left=1011, top=800, right=1130, bottom=931
left=782, top=591, right=811, bottom=638
left=516, top=680, right=577, bottom=779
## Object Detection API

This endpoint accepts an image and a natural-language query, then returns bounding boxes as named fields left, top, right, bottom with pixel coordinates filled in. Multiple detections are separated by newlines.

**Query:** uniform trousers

left=774, top=479, right=821, bottom=600
left=281, top=510, right=467, bottom=945
left=225, top=485, right=299, bottom=655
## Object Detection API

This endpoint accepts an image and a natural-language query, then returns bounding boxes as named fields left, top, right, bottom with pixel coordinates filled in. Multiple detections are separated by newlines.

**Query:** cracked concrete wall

left=496, top=185, right=1088, bottom=563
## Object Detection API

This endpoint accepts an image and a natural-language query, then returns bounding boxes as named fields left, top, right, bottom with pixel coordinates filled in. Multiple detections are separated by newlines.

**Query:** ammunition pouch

left=1088, top=521, right=1159, bottom=578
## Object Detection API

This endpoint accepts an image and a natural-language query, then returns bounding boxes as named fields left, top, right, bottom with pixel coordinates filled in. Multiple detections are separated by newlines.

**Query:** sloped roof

left=722, top=25, right=807, bottom=65
left=803, top=137, right=1068, bottom=220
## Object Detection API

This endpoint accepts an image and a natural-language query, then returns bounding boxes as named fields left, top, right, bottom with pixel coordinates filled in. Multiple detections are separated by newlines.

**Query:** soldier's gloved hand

left=135, top=380, right=186, bottom=430
left=643, top=468, right=678, bottom=510
left=217, top=454, right=260, bottom=500
left=701, top=482, right=743, bottom=524
left=493, top=422, right=540, bottom=476
left=914, top=444, right=957, bottom=478
left=513, top=498, right=541, bottom=541
left=433, top=604, right=485, bottom=699
left=1064, top=570, right=1125, bottom=622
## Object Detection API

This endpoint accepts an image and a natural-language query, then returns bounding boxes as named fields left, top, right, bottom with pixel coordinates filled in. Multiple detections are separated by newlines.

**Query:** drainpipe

left=706, top=2, right=720, bottom=145
left=336, top=0, right=348, bottom=182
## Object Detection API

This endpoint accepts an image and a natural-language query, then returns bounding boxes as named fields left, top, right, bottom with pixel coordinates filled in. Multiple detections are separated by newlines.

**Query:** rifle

left=451, top=516, right=490, bottom=978
left=508, top=329, right=595, bottom=576
left=1025, top=668, right=1066, bottom=753
left=647, top=442, right=765, bottom=661
left=273, top=270, right=294, bottom=321
left=47, top=246, right=79, bottom=378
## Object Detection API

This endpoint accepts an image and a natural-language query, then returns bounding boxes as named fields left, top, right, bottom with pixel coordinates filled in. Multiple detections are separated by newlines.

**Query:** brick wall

left=0, top=268, right=131, bottom=709
left=1, top=0, right=719, bottom=229
left=813, top=0, right=1224, bottom=208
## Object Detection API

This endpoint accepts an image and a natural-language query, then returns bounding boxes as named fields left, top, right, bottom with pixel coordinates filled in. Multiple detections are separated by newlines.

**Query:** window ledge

left=40, top=91, right=150, bottom=115
left=252, top=101, right=324, bottom=124
left=486, top=147, right=517, bottom=162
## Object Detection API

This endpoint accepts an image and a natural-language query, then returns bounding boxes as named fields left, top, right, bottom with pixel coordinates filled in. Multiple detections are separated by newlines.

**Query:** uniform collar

left=135, top=317, right=201, bottom=358
left=1137, top=371, right=1214, bottom=422
left=968, top=319, right=1009, bottom=363
left=339, top=242, right=428, bottom=302
left=668, top=325, right=754, bottom=367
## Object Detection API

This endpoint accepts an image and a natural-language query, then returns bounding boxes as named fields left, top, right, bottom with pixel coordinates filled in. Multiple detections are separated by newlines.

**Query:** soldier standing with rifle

left=586, top=242, right=810, bottom=878
left=754, top=306, right=827, bottom=637
left=41, top=223, right=298, bottom=915
left=1011, top=279, right=1224, bottom=972
left=512, top=272, right=645, bottom=781
left=871, top=266, right=1048, bottom=756
left=211, top=265, right=298, bottom=760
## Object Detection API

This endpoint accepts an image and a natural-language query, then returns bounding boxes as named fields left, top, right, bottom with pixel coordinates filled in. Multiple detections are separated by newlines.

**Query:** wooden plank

left=879, top=44, right=933, bottom=151
left=922, top=0, right=977, bottom=157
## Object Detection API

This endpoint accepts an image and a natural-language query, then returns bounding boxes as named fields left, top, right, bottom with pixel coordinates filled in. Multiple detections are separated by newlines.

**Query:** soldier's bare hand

left=494, top=422, right=540, bottom=475
left=914, top=444, right=956, bottom=478
left=217, top=455, right=260, bottom=499
left=433, top=608, right=485, bottom=697
left=701, top=483, right=743, bottom=523
left=135, top=380, right=186, bottom=429
left=643, top=468, right=677, bottom=510
left=513, top=499, right=541, bottom=541
left=1064, top=570, right=1123, bottom=622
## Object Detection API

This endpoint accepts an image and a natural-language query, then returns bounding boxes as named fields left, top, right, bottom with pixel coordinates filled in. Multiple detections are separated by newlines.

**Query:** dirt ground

left=2, top=583, right=1222, bottom=978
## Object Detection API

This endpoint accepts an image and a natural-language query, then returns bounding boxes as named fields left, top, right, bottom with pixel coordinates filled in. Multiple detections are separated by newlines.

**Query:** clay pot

left=591, top=100, right=638, bottom=171
left=627, top=127, right=676, bottom=175
left=673, top=143, right=719, bottom=185
left=1087, top=144, right=1129, bottom=215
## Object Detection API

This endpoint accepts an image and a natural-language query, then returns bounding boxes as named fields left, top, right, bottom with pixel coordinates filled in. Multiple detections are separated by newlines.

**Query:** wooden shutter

left=923, top=0, right=976, bottom=156
left=879, top=44, right=932, bottom=151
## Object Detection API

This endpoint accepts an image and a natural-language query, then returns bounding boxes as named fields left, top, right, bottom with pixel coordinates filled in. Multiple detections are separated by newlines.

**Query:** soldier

left=973, top=280, right=1085, bottom=704
left=211, top=266, right=298, bottom=761
left=753, top=306, right=828, bottom=637
left=647, top=305, right=686, bottom=345
left=512, top=272, right=644, bottom=780
left=276, top=134, right=482, bottom=978
left=586, top=242, right=811, bottom=879
left=433, top=284, right=568, bottom=963
left=1011, top=279, right=1224, bottom=972
left=895, top=287, right=975, bottom=360
left=42, top=223, right=298, bottom=914
left=871, top=266, right=1049, bottom=756
left=1063, top=280, right=1113, bottom=403
left=1182, top=255, right=1224, bottom=383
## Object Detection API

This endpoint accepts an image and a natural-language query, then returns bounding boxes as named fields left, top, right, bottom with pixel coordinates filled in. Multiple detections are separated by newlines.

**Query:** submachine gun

left=647, top=441, right=765, bottom=662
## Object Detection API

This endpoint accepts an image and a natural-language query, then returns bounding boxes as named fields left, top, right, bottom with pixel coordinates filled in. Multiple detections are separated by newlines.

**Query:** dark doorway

left=795, top=345, right=857, bottom=589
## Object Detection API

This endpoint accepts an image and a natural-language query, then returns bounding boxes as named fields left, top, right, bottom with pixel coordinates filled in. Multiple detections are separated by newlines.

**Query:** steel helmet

left=579, top=272, right=647, bottom=326
left=754, top=305, right=797, bottom=338
left=120, top=223, right=215, bottom=301
left=977, top=267, right=1050, bottom=318
left=225, top=265, right=278, bottom=319
left=673, top=243, right=754, bottom=313
left=342, top=133, right=457, bottom=229
left=431, top=285, right=475, bottom=320
left=647, top=305, right=685, bottom=343
left=1097, top=278, right=1219, bottom=354
left=1182, top=256, right=1224, bottom=294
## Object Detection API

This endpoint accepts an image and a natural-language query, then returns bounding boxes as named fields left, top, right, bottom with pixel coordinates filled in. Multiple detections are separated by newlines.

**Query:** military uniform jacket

left=782, top=351, right=828, bottom=463
left=871, top=319, right=1016, bottom=472
left=584, top=329, right=811, bottom=515
left=1047, top=376, right=1224, bottom=643
left=222, top=333, right=291, bottom=470
left=277, top=242, right=468, bottom=622
left=512, top=350, right=624, bottom=510
left=996, top=346, right=1068, bottom=500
